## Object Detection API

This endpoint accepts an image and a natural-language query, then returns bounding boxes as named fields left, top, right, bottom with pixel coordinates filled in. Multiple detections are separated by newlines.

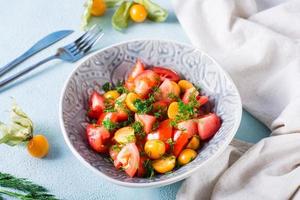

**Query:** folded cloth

left=172, top=0, right=300, bottom=199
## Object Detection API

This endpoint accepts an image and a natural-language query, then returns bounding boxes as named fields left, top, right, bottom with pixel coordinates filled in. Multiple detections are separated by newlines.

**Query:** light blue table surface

left=0, top=0, right=270, bottom=199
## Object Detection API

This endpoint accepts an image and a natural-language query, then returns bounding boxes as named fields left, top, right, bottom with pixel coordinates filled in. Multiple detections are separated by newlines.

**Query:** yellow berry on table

left=91, top=0, right=107, bottom=16
left=130, top=4, right=148, bottom=23
left=27, top=135, right=49, bottom=158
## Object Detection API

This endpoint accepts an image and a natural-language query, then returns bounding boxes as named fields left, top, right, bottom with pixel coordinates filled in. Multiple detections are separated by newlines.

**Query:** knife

left=0, top=30, right=73, bottom=77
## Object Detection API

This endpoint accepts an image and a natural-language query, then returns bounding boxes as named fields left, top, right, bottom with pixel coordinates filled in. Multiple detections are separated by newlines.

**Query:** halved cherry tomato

left=152, top=67, right=180, bottom=82
left=114, top=126, right=136, bottom=144
left=173, top=131, right=189, bottom=157
left=196, top=96, right=209, bottom=106
left=135, top=114, right=156, bottom=134
left=177, top=119, right=198, bottom=138
left=182, top=87, right=199, bottom=104
left=87, top=91, right=105, bottom=119
left=178, top=80, right=194, bottom=91
left=116, top=143, right=140, bottom=177
left=158, top=79, right=180, bottom=101
left=125, top=92, right=140, bottom=112
left=167, top=102, right=179, bottom=119
left=104, top=90, right=120, bottom=100
left=86, top=124, right=110, bottom=153
left=197, top=113, right=221, bottom=140
left=134, top=70, right=160, bottom=98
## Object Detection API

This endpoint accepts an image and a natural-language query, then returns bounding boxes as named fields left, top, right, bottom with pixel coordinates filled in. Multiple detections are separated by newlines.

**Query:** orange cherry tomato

left=129, top=4, right=148, bottom=23
left=91, top=0, right=107, bottom=16
left=27, top=135, right=49, bottom=158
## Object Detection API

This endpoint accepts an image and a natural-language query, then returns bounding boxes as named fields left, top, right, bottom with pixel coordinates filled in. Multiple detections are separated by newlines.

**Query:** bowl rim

left=59, top=39, right=242, bottom=188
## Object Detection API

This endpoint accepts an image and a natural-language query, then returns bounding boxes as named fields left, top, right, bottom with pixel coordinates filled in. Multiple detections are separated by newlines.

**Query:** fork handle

left=0, top=54, right=57, bottom=88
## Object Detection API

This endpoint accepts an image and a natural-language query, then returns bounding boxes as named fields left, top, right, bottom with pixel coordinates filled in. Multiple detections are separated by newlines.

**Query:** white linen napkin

left=172, top=0, right=300, bottom=199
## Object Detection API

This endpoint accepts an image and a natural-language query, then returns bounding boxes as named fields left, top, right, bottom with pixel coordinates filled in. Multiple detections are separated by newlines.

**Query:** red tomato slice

left=157, top=79, right=180, bottom=101
left=116, top=143, right=140, bottom=177
left=134, top=70, right=160, bottom=98
left=196, top=96, right=209, bottom=106
left=157, top=119, right=173, bottom=142
left=125, top=60, right=145, bottom=91
left=182, top=87, right=200, bottom=104
left=197, top=113, right=221, bottom=140
left=97, top=112, right=128, bottom=125
left=97, top=112, right=119, bottom=125
left=135, top=114, right=156, bottom=134
left=127, top=59, right=145, bottom=82
left=177, top=119, right=198, bottom=138
left=88, top=91, right=105, bottom=119
left=173, top=131, right=189, bottom=157
left=86, top=124, right=110, bottom=153
left=152, top=67, right=180, bottom=82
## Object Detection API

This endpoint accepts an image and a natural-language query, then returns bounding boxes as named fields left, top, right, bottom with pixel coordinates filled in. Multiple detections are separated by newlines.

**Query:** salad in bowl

left=60, top=40, right=241, bottom=187
left=85, top=60, right=221, bottom=178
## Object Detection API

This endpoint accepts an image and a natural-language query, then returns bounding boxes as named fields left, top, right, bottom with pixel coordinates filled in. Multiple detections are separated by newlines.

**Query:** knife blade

left=0, top=30, right=73, bottom=77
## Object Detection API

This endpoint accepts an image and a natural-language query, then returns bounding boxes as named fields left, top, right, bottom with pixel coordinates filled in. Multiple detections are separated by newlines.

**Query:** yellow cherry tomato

left=114, top=127, right=136, bottom=144
left=186, top=135, right=200, bottom=150
left=177, top=149, right=197, bottom=165
left=114, top=93, right=127, bottom=112
left=104, top=90, right=120, bottom=100
left=144, top=139, right=166, bottom=159
left=91, top=0, right=107, bottom=16
left=178, top=80, right=194, bottom=92
left=152, top=156, right=176, bottom=174
left=125, top=92, right=140, bottom=112
left=129, top=4, right=148, bottom=23
left=167, top=102, right=179, bottom=119
left=27, top=135, right=49, bottom=158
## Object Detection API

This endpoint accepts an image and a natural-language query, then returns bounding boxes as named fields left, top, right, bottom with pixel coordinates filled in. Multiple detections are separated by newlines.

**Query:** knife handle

left=0, top=30, right=73, bottom=77
left=0, top=51, right=32, bottom=77
left=0, top=54, right=57, bottom=88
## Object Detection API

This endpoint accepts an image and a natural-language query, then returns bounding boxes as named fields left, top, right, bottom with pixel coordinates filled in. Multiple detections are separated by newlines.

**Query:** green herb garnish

left=166, top=138, right=175, bottom=151
left=134, top=99, right=153, bottom=114
left=131, top=121, right=145, bottom=137
left=143, top=159, right=155, bottom=178
left=115, top=81, right=128, bottom=94
left=102, top=82, right=113, bottom=92
left=171, top=93, right=200, bottom=125
left=102, top=119, right=117, bottom=131
left=152, top=121, right=159, bottom=131
left=0, top=172, right=57, bottom=200
left=167, top=93, right=180, bottom=101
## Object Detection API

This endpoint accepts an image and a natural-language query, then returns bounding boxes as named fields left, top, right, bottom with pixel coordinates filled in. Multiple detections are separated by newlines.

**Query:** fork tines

left=68, top=25, right=104, bottom=55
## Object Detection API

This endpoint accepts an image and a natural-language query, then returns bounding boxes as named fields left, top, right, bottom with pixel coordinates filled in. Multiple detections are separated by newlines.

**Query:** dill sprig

left=0, top=172, right=58, bottom=200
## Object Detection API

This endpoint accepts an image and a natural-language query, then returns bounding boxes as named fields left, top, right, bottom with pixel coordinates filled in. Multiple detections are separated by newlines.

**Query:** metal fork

left=0, top=25, right=104, bottom=88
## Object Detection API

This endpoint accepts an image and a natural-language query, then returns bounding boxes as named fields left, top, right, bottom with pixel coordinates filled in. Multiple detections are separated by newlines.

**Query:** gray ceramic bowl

left=59, top=40, right=242, bottom=188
